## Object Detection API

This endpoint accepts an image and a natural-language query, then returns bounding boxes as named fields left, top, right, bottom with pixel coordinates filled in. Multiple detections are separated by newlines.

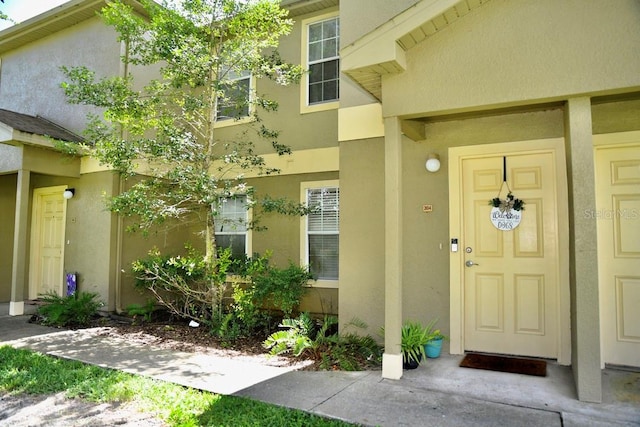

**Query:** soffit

left=0, top=0, right=147, bottom=55
left=282, top=0, right=339, bottom=17
left=341, top=0, right=491, bottom=101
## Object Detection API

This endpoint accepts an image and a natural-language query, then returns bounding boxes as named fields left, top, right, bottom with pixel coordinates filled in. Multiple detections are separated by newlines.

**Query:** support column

left=10, top=169, right=30, bottom=316
left=382, top=117, right=404, bottom=379
left=564, top=97, right=602, bottom=402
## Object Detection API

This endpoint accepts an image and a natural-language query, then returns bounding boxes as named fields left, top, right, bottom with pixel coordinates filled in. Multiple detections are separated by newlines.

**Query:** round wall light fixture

left=63, top=188, right=75, bottom=199
left=425, top=153, right=441, bottom=173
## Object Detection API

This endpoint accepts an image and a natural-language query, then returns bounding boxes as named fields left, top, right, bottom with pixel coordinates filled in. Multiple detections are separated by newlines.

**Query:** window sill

left=214, top=116, right=254, bottom=128
left=300, top=100, right=339, bottom=115
left=306, top=279, right=338, bottom=289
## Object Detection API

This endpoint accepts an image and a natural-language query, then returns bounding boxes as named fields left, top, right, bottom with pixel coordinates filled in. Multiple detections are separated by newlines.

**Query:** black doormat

left=460, top=353, right=547, bottom=377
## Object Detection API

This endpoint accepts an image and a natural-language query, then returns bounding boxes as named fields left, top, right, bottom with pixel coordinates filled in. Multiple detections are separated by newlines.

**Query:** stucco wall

left=0, top=17, right=121, bottom=135
left=339, top=109, right=565, bottom=338
left=340, top=0, right=419, bottom=48
left=339, top=137, right=385, bottom=333
left=382, top=0, right=640, bottom=118
left=247, top=171, right=339, bottom=315
left=0, top=173, right=17, bottom=301
left=593, top=98, right=640, bottom=135
left=215, top=7, right=339, bottom=155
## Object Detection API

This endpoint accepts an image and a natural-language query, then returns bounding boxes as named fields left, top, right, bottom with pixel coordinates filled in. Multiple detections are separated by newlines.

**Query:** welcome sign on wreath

left=488, top=157, right=525, bottom=231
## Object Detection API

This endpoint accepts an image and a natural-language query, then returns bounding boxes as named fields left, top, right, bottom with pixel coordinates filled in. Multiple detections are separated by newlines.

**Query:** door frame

left=28, top=185, right=68, bottom=299
left=448, top=138, right=571, bottom=365
left=593, top=130, right=640, bottom=368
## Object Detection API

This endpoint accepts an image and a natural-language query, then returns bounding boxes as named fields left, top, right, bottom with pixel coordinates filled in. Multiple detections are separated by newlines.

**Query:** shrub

left=37, top=291, right=103, bottom=327
left=264, top=314, right=382, bottom=371
left=251, top=262, right=314, bottom=317
left=131, top=245, right=228, bottom=324
left=125, top=299, right=156, bottom=323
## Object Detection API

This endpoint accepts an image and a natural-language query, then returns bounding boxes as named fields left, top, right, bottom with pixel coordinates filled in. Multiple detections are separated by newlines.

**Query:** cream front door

left=450, top=139, right=569, bottom=361
left=29, top=186, right=67, bottom=298
left=595, top=139, right=640, bottom=368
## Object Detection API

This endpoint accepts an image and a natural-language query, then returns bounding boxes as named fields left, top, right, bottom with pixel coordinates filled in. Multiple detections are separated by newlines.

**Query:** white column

left=382, top=116, right=404, bottom=379
left=10, top=169, right=30, bottom=316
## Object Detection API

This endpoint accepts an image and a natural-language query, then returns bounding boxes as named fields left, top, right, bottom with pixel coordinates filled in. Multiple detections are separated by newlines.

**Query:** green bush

left=264, top=314, right=382, bottom=371
left=37, top=292, right=103, bottom=327
left=251, top=262, right=314, bottom=317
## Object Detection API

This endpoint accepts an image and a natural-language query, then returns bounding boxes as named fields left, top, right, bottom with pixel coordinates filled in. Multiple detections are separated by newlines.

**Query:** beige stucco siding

left=247, top=171, right=339, bottom=315
left=592, top=98, right=640, bottom=135
left=338, top=137, right=385, bottom=332
left=339, top=108, right=565, bottom=337
left=0, top=173, right=16, bottom=301
left=0, top=18, right=121, bottom=135
left=214, top=8, right=339, bottom=155
left=61, top=171, right=116, bottom=308
left=382, top=0, right=640, bottom=118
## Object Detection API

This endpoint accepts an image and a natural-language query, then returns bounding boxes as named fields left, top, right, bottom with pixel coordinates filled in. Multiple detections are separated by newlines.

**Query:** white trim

left=9, top=301, right=24, bottom=316
left=300, top=179, right=339, bottom=288
left=593, top=130, right=640, bottom=146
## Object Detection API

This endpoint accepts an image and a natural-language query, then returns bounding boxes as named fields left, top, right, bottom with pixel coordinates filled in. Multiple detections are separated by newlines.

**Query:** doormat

left=460, top=353, right=547, bottom=377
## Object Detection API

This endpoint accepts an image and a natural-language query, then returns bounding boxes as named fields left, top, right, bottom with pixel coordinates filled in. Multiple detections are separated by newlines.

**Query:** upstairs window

left=216, top=70, right=251, bottom=122
left=307, top=17, right=339, bottom=105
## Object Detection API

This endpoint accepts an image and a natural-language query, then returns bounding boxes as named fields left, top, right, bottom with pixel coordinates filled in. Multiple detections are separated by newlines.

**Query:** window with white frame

left=302, top=182, right=339, bottom=284
left=214, top=195, right=249, bottom=260
left=216, top=70, right=252, bottom=121
left=306, top=16, right=339, bottom=106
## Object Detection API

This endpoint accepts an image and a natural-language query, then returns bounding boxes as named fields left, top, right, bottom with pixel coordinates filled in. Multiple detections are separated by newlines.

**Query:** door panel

left=596, top=144, right=640, bottom=367
left=462, top=152, right=559, bottom=358
left=30, top=187, right=67, bottom=298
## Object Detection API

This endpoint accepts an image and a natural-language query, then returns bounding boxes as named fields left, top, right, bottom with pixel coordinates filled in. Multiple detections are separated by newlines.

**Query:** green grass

left=0, top=346, right=356, bottom=427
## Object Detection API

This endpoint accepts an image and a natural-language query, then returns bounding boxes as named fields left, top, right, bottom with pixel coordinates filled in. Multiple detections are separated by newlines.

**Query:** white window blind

left=307, top=187, right=339, bottom=280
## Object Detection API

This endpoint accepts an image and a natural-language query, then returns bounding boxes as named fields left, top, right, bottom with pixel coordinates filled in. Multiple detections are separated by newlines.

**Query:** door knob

left=465, top=260, right=479, bottom=267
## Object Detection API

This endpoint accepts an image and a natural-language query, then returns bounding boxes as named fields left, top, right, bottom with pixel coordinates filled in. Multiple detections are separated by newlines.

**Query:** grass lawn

left=0, top=346, right=356, bottom=426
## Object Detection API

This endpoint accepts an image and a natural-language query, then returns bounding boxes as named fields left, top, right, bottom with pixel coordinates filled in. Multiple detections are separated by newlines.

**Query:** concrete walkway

left=1, top=314, right=639, bottom=426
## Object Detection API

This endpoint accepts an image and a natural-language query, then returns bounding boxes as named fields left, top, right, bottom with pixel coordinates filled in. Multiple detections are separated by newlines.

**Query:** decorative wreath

left=489, top=191, right=525, bottom=212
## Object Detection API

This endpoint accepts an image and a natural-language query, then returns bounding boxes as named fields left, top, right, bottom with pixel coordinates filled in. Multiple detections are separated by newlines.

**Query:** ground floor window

left=214, top=195, right=250, bottom=260
left=301, top=180, right=339, bottom=286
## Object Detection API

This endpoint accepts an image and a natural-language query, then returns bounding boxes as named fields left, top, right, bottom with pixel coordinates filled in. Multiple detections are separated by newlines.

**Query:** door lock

left=465, top=260, right=480, bottom=267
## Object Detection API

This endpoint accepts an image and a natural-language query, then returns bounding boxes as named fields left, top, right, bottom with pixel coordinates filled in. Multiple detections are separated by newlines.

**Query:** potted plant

left=400, top=321, right=431, bottom=369
left=424, top=319, right=448, bottom=358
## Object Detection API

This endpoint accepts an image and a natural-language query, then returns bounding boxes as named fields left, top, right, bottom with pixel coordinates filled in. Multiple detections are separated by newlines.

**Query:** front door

left=595, top=138, right=640, bottom=368
left=29, top=186, right=67, bottom=298
left=450, top=139, right=569, bottom=361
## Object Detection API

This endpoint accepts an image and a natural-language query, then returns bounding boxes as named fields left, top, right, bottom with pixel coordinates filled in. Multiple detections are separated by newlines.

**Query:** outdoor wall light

left=63, top=188, right=75, bottom=199
left=425, top=153, right=441, bottom=173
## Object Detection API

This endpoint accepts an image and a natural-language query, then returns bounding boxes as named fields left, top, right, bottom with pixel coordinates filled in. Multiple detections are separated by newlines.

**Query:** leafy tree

left=59, top=0, right=304, bottom=268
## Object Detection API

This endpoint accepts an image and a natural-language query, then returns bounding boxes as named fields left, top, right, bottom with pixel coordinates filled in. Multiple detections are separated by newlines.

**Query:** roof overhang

left=341, top=0, right=491, bottom=101
left=282, top=0, right=339, bottom=17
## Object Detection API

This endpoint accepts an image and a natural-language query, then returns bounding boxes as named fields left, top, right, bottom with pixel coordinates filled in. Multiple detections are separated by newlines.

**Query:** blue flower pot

left=425, top=338, right=443, bottom=358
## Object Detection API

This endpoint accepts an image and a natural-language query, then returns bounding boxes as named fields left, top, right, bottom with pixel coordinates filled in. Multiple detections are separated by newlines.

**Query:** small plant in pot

left=401, top=321, right=431, bottom=369
left=424, top=319, right=448, bottom=358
